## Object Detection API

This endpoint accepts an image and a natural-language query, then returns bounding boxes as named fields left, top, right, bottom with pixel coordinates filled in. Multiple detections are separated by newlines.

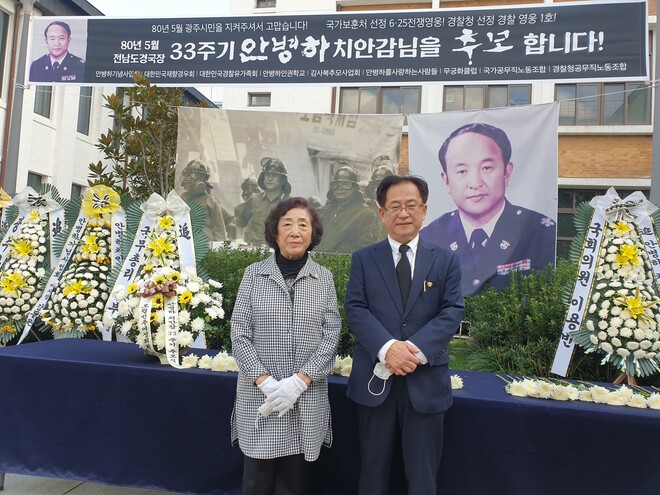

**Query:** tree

left=88, top=72, right=204, bottom=199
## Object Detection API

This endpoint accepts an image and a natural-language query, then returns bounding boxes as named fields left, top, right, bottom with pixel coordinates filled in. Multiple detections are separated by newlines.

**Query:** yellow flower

left=1, top=325, right=16, bottom=334
left=0, top=188, right=11, bottom=208
left=144, top=265, right=154, bottom=273
left=82, top=235, right=101, bottom=254
left=127, top=283, right=138, bottom=294
left=81, top=185, right=121, bottom=217
left=158, top=216, right=175, bottom=229
left=615, top=244, right=640, bottom=266
left=614, top=221, right=631, bottom=234
left=179, top=291, right=192, bottom=305
left=148, top=237, right=175, bottom=257
left=150, top=312, right=158, bottom=323
left=28, top=211, right=39, bottom=220
left=63, top=280, right=92, bottom=297
left=1, top=272, right=26, bottom=296
left=154, top=275, right=167, bottom=285
left=169, top=272, right=181, bottom=283
left=614, top=286, right=660, bottom=324
left=9, top=239, right=34, bottom=257
left=152, top=293, right=164, bottom=309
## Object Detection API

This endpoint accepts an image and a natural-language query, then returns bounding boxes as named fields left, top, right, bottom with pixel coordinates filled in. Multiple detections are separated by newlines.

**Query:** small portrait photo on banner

left=409, top=103, right=559, bottom=296
left=28, top=17, right=88, bottom=84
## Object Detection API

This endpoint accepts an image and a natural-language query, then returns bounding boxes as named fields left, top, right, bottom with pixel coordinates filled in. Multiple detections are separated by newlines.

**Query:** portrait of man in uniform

left=29, top=20, right=86, bottom=83
left=420, top=122, right=556, bottom=296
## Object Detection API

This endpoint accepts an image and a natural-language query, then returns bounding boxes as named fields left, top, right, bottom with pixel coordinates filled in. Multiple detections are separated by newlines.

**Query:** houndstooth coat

left=230, top=254, right=341, bottom=461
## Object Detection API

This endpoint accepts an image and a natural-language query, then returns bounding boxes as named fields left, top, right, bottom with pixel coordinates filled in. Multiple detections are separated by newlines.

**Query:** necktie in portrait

left=469, top=228, right=488, bottom=267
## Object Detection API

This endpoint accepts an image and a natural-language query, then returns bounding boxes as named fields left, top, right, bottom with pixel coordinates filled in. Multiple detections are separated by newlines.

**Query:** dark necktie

left=52, top=62, right=60, bottom=70
left=469, top=228, right=488, bottom=266
left=396, top=244, right=411, bottom=307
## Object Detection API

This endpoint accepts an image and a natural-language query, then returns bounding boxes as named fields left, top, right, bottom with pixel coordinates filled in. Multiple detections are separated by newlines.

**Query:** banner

left=27, top=0, right=647, bottom=86
left=408, top=103, right=559, bottom=296
left=175, top=108, right=404, bottom=253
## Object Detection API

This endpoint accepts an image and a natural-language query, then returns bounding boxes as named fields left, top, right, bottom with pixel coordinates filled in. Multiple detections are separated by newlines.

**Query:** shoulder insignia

left=500, top=240, right=510, bottom=250
left=541, top=217, right=555, bottom=227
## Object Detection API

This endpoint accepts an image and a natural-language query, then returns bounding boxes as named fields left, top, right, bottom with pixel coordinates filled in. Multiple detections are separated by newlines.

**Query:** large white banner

left=175, top=108, right=404, bottom=253
left=409, top=103, right=559, bottom=296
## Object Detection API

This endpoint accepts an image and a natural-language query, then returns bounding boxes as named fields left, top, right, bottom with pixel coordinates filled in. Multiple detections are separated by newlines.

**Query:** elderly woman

left=230, top=197, right=341, bottom=495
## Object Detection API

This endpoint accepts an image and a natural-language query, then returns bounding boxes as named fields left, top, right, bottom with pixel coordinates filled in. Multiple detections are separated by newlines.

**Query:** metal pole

left=4, top=0, right=34, bottom=196
left=650, top=29, right=660, bottom=205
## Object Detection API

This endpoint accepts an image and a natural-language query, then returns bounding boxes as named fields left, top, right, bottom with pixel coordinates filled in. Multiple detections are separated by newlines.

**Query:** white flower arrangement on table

left=40, top=186, right=122, bottom=339
left=0, top=210, right=48, bottom=343
left=105, top=191, right=224, bottom=366
left=570, top=217, right=660, bottom=377
left=501, top=375, right=660, bottom=410
left=0, top=183, right=66, bottom=344
left=112, top=263, right=225, bottom=357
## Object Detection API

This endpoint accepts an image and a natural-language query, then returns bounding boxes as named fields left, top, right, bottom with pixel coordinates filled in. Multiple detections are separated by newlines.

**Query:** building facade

left=224, top=0, right=657, bottom=258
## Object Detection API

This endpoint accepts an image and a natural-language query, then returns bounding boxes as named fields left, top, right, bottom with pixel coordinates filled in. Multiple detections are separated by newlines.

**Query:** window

left=34, top=86, right=53, bottom=118
left=256, top=0, right=276, bottom=7
left=444, top=85, right=531, bottom=111
left=77, top=87, right=93, bottom=135
left=556, top=189, right=607, bottom=259
left=556, top=83, right=651, bottom=125
left=70, top=183, right=83, bottom=200
left=27, top=172, right=44, bottom=192
left=248, top=92, right=271, bottom=107
left=0, top=12, right=8, bottom=98
left=339, top=87, right=421, bottom=115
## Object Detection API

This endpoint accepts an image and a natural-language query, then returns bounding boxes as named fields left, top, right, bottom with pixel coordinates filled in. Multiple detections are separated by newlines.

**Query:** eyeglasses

left=383, top=203, right=425, bottom=216
left=330, top=180, right=355, bottom=190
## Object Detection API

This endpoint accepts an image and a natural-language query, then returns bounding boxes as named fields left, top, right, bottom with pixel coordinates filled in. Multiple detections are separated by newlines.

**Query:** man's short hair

left=44, top=21, right=72, bottom=38
left=438, top=123, right=512, bottom=174
left=376, top=175, right=429, bottom=208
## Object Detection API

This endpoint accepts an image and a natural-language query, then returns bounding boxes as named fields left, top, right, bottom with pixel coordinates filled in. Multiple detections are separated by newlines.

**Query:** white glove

left=266, top=374, right=308, bottom=417
left=257, top=376, right=279, bottom=398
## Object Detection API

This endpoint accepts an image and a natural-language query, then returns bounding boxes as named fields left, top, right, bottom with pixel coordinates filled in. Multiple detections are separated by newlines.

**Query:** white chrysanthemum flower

left=121, top=320, right=133, bottom=335
left=521, top=379, right=539, bottom=398
left=178, top=310, right=191, bottom=325
left=598, top=320, right=608, bottom=330
left=633, top=328, right=646, bottom=341
left=600, top=342, right=614, bottom=354
left=609, top=304, right=621, bottom=313
left=607, top=327, right=619, bottom=337
left=191, top=317, right=205, bottom=332
left=586, top=320, right=595, bottom=331
left=616, top=348, right=631, bottom=358
left=611, top=337, right=622, bottom=347
left=181, top=355, right=200, bottom=368
left=648, top=393, right=660, bottom=410
left=450, top=375, right=463, bottom=390
left=626, top=341, right=640, bottom=351
left=198, top=355, right=213, bottom=369
left=578, top=390, right=594, bottom=402
left=508, top=381, right=526, bottom=397
left=177, top=331, right=193, bottom=347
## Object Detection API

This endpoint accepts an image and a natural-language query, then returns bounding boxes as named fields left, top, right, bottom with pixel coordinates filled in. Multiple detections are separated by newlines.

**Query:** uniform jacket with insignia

left=420, top=200, right=556, bottom=296
left=29, top=52, right=85, bottom=83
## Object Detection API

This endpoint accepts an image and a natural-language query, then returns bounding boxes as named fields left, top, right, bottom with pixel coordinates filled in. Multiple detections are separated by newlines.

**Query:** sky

left=87, top=0, right=229, bottom=17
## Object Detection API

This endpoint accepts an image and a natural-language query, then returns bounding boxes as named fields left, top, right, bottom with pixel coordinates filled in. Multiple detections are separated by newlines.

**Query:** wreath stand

left=613, top=373, right=637, bottom=386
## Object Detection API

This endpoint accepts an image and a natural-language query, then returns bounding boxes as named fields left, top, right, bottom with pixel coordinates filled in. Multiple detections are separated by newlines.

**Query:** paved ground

left=1, top=473, right=183, bottom=494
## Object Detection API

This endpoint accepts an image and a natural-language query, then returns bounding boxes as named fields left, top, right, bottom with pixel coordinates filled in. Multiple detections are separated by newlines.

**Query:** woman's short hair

left=264, top=197, right=324, bottom=251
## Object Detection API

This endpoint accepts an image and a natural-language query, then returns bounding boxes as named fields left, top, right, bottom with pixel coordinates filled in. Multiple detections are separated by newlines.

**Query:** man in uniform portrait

left=30, top=21, right=85, bottom=83
left=235, top=157, right=291, bottom=244
left=317, top=160, right=378, bottom=253
left=420, top=122, right=556, bottom=296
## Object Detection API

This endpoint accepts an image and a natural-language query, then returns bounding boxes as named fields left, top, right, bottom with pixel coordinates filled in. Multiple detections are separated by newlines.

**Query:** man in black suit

left=420, top=123, right=556, bottom=296
left=30, top=21, right=85, bottom=83
left=345, top=175, right=464, bottom=494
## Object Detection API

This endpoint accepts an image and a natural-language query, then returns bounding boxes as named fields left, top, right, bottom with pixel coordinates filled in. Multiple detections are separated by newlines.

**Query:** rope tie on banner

left=551, top=188, right=660, bottom=376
